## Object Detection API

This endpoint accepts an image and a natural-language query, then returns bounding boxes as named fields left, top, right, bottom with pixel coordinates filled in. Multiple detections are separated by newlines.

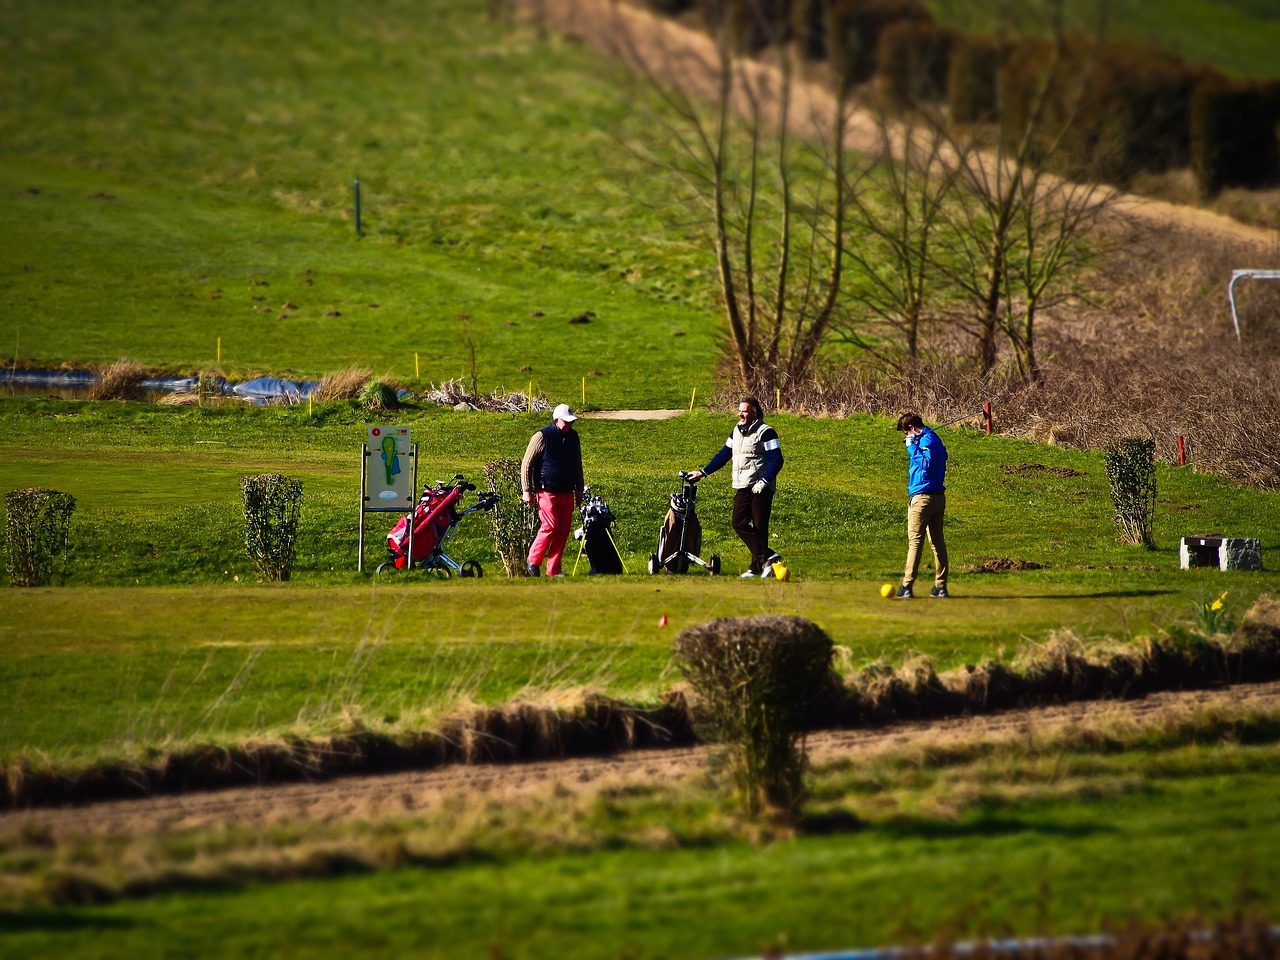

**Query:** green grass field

left=3, top=1, right=1280, bottom=956
left=0, top=0, right=718, bottom=406
left=1, top=396, right=1276, bottom=763
left=3, top=727, right=1277, bottom=959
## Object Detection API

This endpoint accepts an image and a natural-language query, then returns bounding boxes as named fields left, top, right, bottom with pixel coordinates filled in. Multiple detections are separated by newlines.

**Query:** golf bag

left=648, top=472, right=720, bottom=575
left=380, top=475, right=498, bottom=577
left=574, top=488, right=623, bottom=575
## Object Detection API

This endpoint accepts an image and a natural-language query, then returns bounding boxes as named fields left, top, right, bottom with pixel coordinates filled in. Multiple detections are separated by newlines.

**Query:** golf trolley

left=647, top=471, right=720, bottom=575
left=572, top=487, right=625, bottom=575
left=377, top=474, right=499, bottom=577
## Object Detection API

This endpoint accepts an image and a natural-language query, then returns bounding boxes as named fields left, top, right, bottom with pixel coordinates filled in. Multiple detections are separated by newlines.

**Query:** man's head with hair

left=896, top=412, right=924, bottom=433
left=739, top=396, right=763, bottom=422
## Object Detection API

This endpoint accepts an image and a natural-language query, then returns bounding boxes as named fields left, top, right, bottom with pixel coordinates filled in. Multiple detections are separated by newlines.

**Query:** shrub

left=89, top=360, right=147, bottom=401
left=240, top=474, right=303, bottom=581
left=483, top=459, right=538, bottom=577
left=312, top=366, right=371, bottom=402
left=1190, top=77, right=1280, bottom=198
left=827, top=0, right=932, bottom=91
left=790, top=0, right=828, bottom=60
left=673, top=615, right=834, bottom=819
left=358, top=378, right=400, bottom=413
left=644, top=0, right=694, bottom=14
left=4, top=488, right=76, bottom=587
left=1070, top=45, right=1199, bottom=187
left=691, top=0, right=789, bottom=54
left=875, top=20, right=952, bottom=108
left=947, top=34, right=1001, bottom=124
left=1104, top=438, right=1157, bottom=549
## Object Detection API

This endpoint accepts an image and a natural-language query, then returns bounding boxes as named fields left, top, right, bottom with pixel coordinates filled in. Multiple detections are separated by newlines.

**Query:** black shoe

left=528, top=563, right=541, bottom=578
left=895, top=585, right=913, bottom=599
left=930, top=586, right=949, bottom=598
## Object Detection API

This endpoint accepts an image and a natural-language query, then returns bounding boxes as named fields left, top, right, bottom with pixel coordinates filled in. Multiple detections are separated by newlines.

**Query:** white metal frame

left=1228, top=269, right=1280, bottom=341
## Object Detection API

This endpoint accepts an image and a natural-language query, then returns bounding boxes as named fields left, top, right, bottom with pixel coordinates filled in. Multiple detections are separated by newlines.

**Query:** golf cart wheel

left=374, top=560, right=397, bottom=575
left=460, top=560, right=483, bottom=578
left=647, top=553, right=660, bottom=575
left=710, top=554, right=721, bottom=576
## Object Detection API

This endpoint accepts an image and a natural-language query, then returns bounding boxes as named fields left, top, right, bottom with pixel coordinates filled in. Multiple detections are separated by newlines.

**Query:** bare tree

left=837, top=95, right=962, bottom=363
left=609, top=0, right=858, bottom=395
left=922, top=0, right=1122, bottom=379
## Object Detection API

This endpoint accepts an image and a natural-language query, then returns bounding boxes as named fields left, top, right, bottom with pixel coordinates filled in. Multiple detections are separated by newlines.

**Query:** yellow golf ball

left=880, top=582, right=894, bottom=598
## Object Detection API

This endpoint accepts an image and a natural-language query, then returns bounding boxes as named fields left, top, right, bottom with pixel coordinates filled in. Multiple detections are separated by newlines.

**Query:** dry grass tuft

left=155, top=392, right=199, bottom=406
left=311, top=366, right=371, bottom=401
left=89, top=360, right=148, bottom=401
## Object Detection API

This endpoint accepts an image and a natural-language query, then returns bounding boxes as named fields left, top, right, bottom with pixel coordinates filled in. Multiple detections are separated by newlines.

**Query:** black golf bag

left=648, top=472, right=720, bottom=575
left=575, top=489, right=624, bottom=575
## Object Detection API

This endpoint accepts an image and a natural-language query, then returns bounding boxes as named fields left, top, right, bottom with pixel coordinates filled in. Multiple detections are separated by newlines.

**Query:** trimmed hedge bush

left=947, top=33, right=1002, bottom=124
left=4, top=488, right=76, bottom=587
left=240, top=474, right=304, bottom=581
left=826, top=0, right=932, bottom=91
left=692, top=0, right=790, bottom=54
left=674, top=615, right=835, bottom=819
left=1104, top=439, right=1157, bottom=549
left=1190, top=77, right=1280, bottom=198
left=875, top=20, right=953, bottom=108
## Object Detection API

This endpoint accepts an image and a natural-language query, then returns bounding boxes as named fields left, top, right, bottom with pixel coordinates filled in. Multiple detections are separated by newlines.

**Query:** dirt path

left=582, top=409, right=684, bottom=419
left=527, top=0, right=1278, bottom=256
left=5, top=681, right=1278, bottom=840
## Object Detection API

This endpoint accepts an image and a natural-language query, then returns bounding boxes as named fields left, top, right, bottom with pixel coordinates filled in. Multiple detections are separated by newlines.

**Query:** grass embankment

left=0, top=0, right=716, bottom=406
left=2, top=398, right=1278, bottom=763
left=2, top=705, right=1278, bottom=957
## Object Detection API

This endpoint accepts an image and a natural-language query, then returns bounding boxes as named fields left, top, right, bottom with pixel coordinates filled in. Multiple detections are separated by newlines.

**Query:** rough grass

left=3, top=699, right=1278, bottom=960
left=4, top=596, right=1277, bottom=810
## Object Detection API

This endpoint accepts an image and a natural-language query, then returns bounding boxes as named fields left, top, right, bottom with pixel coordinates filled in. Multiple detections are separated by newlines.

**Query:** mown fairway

left=1, top=397, right=1277, bottom=762
left=3, top=0, right=1280, bottom=957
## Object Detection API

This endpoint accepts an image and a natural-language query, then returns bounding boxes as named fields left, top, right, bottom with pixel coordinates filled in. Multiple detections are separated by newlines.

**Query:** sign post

left=358, top=425, right=416, bottom=572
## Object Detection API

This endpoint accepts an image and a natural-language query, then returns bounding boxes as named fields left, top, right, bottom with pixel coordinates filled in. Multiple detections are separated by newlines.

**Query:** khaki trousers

left=903, top=491, right=947, bottom=590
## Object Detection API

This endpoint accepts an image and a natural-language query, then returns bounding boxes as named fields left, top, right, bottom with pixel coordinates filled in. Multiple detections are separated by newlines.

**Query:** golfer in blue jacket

left=896, top=412, right=949, bottom=598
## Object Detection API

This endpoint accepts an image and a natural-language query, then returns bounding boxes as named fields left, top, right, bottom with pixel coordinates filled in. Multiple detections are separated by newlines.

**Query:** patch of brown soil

left=5, top=681, right=1278, bottom=842
left=964, top=557, right=1047, bottom=572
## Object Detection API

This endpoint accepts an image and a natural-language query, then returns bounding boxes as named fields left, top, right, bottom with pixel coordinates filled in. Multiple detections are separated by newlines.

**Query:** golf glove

left=905, top=434, right=919, bottom=448
left=751, top=479, right=768, bottom=494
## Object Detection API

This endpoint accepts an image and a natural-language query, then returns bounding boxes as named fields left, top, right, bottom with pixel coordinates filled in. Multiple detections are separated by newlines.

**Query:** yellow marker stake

left=217, top=337, right=221, bottom=364
left=776, top=386, right=781, bottom=410
left=415, top=352, right=420, bottom=378
left=582, top=376, right=586, bottom=408
left=689, top=387, right=696, bottom=412
left=308, top=394, right=313, bottom=417
left=528, top=381, right=532, bottom=414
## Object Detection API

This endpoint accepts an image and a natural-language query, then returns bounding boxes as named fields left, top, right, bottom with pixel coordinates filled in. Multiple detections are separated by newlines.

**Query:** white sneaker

left=740, top=570, right=757, bottom=579
left=761, top=564, right=775, bottom=579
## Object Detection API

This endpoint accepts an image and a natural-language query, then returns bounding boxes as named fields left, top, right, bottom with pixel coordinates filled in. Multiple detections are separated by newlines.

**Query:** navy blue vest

left=538, top=424, right=583, bottom=494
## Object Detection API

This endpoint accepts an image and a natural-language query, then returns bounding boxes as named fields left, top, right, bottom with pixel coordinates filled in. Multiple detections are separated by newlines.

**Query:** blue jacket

left=906, top=427, right=947, bottom=496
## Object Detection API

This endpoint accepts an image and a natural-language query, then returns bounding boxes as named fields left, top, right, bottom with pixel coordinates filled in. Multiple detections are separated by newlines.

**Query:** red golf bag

left=387, top=484, right=465, bottom=569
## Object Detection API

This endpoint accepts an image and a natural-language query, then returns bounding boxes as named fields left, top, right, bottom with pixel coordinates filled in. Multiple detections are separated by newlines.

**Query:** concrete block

left=1179, top=535, right=1262, bottom=571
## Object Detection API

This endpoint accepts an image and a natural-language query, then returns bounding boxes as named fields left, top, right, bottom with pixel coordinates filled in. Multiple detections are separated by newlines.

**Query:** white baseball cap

left=553, top=403, right=578, bottom=422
